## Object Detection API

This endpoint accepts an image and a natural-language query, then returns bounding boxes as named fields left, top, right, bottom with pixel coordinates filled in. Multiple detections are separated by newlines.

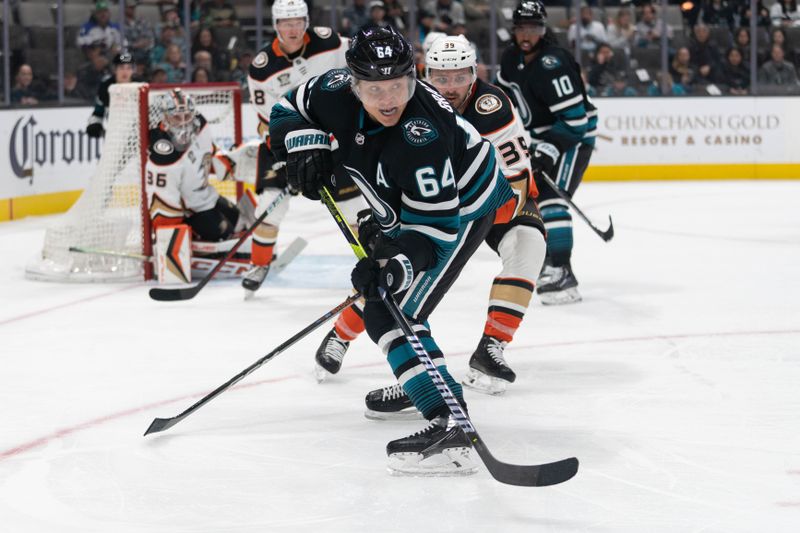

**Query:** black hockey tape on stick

left=148, top=188, right=290, bottom=301
left=319, top=186, right=579, bottom=487
left=539, top=171, right=614, bottom=242
left=143, top=292, right=362, bottom=436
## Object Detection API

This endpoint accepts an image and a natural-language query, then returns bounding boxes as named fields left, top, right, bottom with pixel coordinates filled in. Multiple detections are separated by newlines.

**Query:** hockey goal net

left=26, top=82, right=242, bottom=282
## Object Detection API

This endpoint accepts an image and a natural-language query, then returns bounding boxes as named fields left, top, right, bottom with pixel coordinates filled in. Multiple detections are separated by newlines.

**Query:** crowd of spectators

left=3, top=0, right=800, bottom=106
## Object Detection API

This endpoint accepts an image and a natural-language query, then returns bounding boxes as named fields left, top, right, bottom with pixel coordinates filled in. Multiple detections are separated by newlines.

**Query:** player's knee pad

left=363, top=301, right=397, bottom=345
left=497, top=225, right=546, bottom=281
left=256, top=187, right=291, bottom=226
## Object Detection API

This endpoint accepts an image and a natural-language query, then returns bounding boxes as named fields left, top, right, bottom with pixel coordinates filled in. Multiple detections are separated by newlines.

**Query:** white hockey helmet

left=272, top=0, right=309, bottom=31
left=161, top=88, right=197, bottom=149
left=424, top=35, right=477, bottom=81
left=421, top=31, right=447, bottom=56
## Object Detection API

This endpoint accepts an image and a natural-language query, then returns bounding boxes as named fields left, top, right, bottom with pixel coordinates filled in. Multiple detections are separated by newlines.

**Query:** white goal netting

left=26, top=82, right=241, bottom=282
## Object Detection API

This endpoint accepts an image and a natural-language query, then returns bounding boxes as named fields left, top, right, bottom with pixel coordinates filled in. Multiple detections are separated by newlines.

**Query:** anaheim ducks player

left=315, top=35, right=547, bottom=398
left=146, top=89, right=251, bottom=243
left=243, top=0, right=364, bottom=292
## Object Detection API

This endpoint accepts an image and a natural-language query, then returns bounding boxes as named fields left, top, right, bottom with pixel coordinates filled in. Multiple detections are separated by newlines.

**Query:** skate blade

left=538, top=287, right=582, bottom=306
left=462, top=369, right=508, bottom=396
left=313, top=363, right=331, bottom=384
left=243, top=288, right=256, bottom=301
left=388, top=448, right=478, bottom=477
left=364, top=408, right=424, bottom=421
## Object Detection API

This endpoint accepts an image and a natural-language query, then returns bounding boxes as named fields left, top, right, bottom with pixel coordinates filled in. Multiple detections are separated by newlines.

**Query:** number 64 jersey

left=145, top=115, right=219, bottom=230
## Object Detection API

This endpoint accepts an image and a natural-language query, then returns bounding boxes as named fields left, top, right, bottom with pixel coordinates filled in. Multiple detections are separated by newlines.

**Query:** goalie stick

left=149, top=188, right=290, bottom=301
left=68, top=237, right=306, bottom=279
left=539, top=171, right=614, bottom=242
left=319, top=187, right=579, bottom=487
left=143, top=292, right=362, bottom=435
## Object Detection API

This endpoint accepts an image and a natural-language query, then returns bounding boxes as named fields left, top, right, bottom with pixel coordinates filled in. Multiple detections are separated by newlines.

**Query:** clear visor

left=352, top=73, right=416, bottom=107
left=513, top=23, right=546, bottom=37
left=425, top=68, right=476, bottom=89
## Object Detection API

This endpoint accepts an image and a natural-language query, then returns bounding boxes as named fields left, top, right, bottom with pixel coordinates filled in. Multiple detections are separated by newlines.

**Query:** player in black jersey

left=270, top=26, right=514, bottom=476
left=496, top=1, right=598, bottom=305
left=86, top=52, right=134, bottom=139
left=314, top=35, right=547, bottom=396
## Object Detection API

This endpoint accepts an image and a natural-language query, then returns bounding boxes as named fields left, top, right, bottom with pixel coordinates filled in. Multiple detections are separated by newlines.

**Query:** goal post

left=26, top=82, right=243, bottom=282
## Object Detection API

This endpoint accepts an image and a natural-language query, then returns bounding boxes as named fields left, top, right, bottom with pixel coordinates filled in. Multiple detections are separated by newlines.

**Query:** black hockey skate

left=386, top=416, right=477, bottom=476
left=313, top=328, right=350, bottom=382
left=462, top=335, right=516, bottom=395
left=537, top=261, right=582, bottom=305
left=364, top=383, right=423, bottom=420
left=242, top=264, right=270, bottom=295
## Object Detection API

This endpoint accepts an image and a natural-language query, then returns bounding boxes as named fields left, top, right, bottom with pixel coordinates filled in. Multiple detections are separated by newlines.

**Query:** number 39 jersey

left=461, top=78, right=536, bottom=203
left=496, top=42, right=597, bottom=151
left=248, top=27, right=348, bottom=139
left=145, top=114, right=219, bottom=229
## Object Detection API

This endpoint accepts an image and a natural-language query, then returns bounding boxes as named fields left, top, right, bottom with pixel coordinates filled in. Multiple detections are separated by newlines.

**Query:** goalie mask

left=161, top=89, right=197, bottom=150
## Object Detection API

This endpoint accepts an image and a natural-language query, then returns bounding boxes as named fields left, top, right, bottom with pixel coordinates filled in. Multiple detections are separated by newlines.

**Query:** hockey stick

left=70, top=238, right=305, bottom=279
left=539, top=171, right=614, bottom=242
left=143, top=292, right=362, bottom=435
left=319, top=187, right=578, bottom=487
left=149, top=188, right=290, bottom=301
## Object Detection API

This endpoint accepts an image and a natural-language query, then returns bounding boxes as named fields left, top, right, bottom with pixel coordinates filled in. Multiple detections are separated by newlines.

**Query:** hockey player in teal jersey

left=269, top=25, right=513, bottom=475
left=496, top=1, right=598, bottom=305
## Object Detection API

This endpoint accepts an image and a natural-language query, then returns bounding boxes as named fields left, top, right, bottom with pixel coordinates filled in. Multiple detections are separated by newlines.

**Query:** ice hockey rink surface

left=1, top=180, right=798, bottom=532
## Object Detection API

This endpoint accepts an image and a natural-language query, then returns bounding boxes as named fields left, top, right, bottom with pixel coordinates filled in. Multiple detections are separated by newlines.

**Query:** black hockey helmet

left=346, top=25, right=415, bottom=81
left=113, top=52, right=134, bottom=66
left=512, top=1, right=548, bottom=26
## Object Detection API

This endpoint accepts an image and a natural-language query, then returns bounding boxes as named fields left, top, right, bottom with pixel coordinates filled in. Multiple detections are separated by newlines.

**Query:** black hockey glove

left=351, top=248, right=414, bottom=302
left=86, top=122, right=105, bottom=138
left=530, top=142, right=560, bottom=178
left=356, top=209, right=382, bottom=255
left=285, top=149, right=333, bottom=201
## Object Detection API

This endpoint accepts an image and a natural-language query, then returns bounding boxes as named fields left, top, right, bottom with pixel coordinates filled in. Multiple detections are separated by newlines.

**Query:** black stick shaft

left=539, top=171, right=614, bottom=242
left=144, top=293, right=361, bottom=435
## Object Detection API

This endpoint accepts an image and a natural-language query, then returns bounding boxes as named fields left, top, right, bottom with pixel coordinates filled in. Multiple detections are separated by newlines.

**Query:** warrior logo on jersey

left=541, top=55, right=561, bottom=70
left=314, top=27, right=332, bottom=39
left=476, top=94, right=502, bottom=115
left=402, top=118, right=438, bottom=147
left=154, top=139, right=174, bottom=155
left=253, top=51, right=268, bottom=68
left=322, top=69, right=351, bottom=91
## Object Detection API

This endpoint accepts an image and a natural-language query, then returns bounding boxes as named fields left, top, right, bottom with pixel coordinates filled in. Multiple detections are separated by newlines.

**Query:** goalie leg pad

left=155, top=224, right=192, bottom=283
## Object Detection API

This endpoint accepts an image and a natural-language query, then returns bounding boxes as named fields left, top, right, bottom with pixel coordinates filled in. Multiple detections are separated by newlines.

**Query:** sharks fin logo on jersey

left=322, top=68, right=351, bottom=91
left=541, top=55, right=560, bottom=70
left=402, top=118, right=439, bottom=147
left=476, top=94, right=502, bottom=115
left=253, top=51, right=268, bottom=68
left=344, top=164, right=398, bottom=230
left=154, top=139, right=174, bottom=155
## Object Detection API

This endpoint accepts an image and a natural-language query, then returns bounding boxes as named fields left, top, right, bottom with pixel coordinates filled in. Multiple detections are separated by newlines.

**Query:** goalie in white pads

left=317, top=36, right=547, bottom=397
left=146, top=89, right=255, bottom=251
left=243, top=0, right=365, bottom=292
